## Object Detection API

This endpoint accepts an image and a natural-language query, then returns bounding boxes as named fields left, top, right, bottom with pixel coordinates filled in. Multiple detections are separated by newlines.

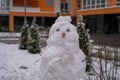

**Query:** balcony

left=0, top=7, right=10, bottom=14
left=11, top=7, right=40, bottom=12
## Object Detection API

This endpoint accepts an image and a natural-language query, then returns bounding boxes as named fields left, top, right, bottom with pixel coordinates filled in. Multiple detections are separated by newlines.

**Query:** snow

left=0, top=32, right=48, bottom=38
left=0, top=38, right=19, bottom=40
left=0, top=32, right=120, bottom=80
left=0, top=16, right=120, bottom=80
left=91, top=45, right=120, bottom=57
left=86, top=57, right=120, bottom=80
left=0, top=32, right=20, bottom=38
left=40, top=16, right=86, bottom=80
left=55, top=16, right=72, bottom=23
left=0, top=42, right=120, bottom=80
left=0, top=36, right=120, bottom=79
left=0, top=43, right=41, bottom=80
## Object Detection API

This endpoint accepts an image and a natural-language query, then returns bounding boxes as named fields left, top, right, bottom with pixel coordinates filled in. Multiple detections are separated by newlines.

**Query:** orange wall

left=77, top=7, right=120, bottom=24
left=13, top=0, right=54, bottom=12
left=77, top=0, right=119, bottom=16
left=13, top=0, right=39, bottom=7
left=77, top=7, right=120, bottom=16
left=10, top=0, right=56, bottom=31
left=9, top=15, right=14, bottom=32
left=109, top=0, right=116, bottom=6
left=9, top=11, right=57, bottom=32
left=72, top=0, right=77, bottom=16
left=10, top=12, right=57, bottom=17
left=40, top=0, right=54, bottom=12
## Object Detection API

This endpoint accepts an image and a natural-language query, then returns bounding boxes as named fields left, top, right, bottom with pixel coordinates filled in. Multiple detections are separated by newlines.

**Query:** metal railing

left=11, top=6, right=40, bottom=12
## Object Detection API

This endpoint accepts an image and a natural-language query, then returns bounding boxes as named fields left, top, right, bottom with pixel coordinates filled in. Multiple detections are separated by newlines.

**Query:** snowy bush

left=28, top=17, right=41, bottom=54
left=77, top=15, right=92, bottom=73
left=19, top=20, right=29, bottom=49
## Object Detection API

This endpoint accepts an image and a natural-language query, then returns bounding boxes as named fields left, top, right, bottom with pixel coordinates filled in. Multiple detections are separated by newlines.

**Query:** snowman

left=40, top=16, right=86, bottom=80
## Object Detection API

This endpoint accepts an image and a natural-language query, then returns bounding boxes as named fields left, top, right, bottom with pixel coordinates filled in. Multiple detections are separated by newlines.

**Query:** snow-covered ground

left=0, top=32, right=20, bottom=38
left=0, top=32, right=48, bottom=38
left=0, top=32, right=120, bottom=80
left=0, top=43, right=42, bottom=80
left=0, top=43, right=120, bottom=80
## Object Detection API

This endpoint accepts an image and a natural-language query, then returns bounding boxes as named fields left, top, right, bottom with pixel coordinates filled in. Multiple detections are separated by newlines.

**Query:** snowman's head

left=47, top=16, right=79, bottom=48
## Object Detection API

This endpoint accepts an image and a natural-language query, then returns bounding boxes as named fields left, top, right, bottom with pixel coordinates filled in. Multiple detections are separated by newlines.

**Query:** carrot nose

left=62, top=32, right=66, bottom=38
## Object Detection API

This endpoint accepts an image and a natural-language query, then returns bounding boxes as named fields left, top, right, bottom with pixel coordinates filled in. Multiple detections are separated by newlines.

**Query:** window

left=1, top=0, right=10, bottom=10
left=117, top=0, right=120, bottom=5
left=96, top=0, right=100, bottom=8
left=83, top=0, right=87, bottom=9
left=91, top=0, right=95, bottom=8
left=87, top=0, right=91, bottom=9
left=60, top=0, right=72, bottom=13
left=77, top=0, right=80, bottom=9
left=46, top=0, right=53, bottom=6
left=82, top=0, right=108, bottom=10
left=61, top=2, right=68, bottom=12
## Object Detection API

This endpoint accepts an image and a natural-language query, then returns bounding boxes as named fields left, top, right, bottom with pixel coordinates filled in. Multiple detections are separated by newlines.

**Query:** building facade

left=0, top=0, right=10, bottom=32
left=77, top=0, right=120, bottom=34
left=0, top=0, right=77, bottom=32
left=0, top=0, right=120, bottom=34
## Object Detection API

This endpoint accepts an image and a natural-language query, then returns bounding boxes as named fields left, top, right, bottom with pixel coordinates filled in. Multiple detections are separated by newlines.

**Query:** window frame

left=82, top=0, right=108, bottom=10
left=61, top=2, right=68, bottom=12
left=117, top=0, right=120, bottom=5
left=1, top=0, right=10, bottom=10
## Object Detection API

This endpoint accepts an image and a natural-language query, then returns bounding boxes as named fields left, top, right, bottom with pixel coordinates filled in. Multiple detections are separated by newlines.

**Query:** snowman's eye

left=66, top=28, right=70, bottom=32
left=56, top=28, right=60, bottom=31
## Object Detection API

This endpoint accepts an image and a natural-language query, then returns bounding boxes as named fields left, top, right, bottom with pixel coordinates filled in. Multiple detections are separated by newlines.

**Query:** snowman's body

left=40, top=16, right=86, bottom=80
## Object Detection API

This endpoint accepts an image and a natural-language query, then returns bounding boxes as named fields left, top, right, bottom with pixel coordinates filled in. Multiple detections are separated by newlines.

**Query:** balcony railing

left=0, top=7, right=10, bottom=14
left=11, top=7, right=40, bottom=12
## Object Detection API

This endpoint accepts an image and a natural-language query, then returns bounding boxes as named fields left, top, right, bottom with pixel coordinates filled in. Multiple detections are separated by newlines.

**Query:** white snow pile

left=0, top=32, right=20, bottom=38
left=0, top=32, right=48, bottom=41
left=40, top=16, right=86, bottom=80
left=0, top=16, right=86, bottom=80
left=0, top=43, right=41, bottom=80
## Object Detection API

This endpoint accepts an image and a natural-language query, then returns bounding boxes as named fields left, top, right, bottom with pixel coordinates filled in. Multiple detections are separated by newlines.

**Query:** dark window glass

left=77, top=0, right=80, bottom=9
left=101, top=4, right=105, bottom=7
left=92, top=0, right=95, bottom=5
left=96, top=0, right=100, bottom=4
left=83, top=0, right=86, bottom=9
left=96, top=5, right=100, bottom=8
left=65, top=3, right=68, bottom=11
left=61, top=3, right=64, bottom=9
left=61, top=2, right=68, bottom=12
left=83, top=0, right=86, bottom=5
left=92, top=0, right=95, bottom=8
left=88, top=0, right=90, bottom=5
left=117, top=0, right=120, bottom=5
left=101, top=0, right=105, bottom=3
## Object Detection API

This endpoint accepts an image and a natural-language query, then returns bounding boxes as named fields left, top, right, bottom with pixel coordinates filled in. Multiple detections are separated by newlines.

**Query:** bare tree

left=85, top=34, right=120, bottom=80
